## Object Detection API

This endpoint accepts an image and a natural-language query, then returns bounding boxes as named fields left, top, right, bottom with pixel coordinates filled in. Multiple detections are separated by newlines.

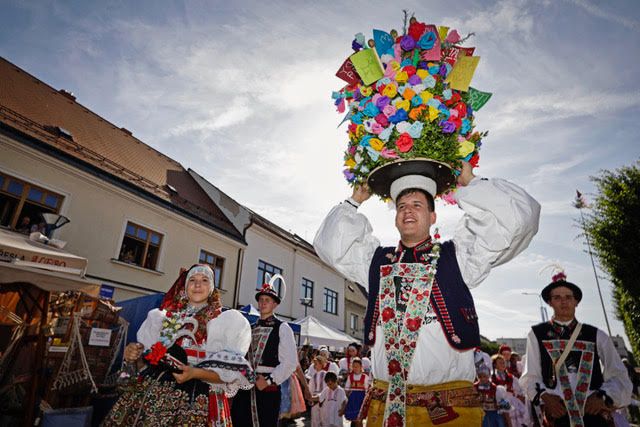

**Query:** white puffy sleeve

left=198, top=310, right=254, bottom=397
left=136, top=308, right=165, bottom=350
left=453, top=177, right=541, bottom=288
left=270, top=322, right=298, bottom=385
left=313, top=200, right=380, bottom=289
left=597, top=329, right=633, bottom=407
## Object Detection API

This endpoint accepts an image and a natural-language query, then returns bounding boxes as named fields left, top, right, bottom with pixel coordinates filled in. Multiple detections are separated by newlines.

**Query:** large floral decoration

left=332, top=12, right=493, bottom=196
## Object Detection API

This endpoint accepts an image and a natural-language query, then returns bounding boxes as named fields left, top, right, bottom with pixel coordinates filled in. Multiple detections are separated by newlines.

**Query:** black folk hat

left=367, top=158, right=455, bottom=201
left=255, top=274, right=285, bottom=304
left=541, top=271, right=583, bottom=303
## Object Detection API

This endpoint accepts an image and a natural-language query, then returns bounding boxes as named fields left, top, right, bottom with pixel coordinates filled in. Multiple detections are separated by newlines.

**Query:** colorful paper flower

left=396, top=133, right=414, bottom=152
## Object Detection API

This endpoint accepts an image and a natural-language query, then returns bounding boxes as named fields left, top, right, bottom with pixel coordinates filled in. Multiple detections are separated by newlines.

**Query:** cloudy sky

left=2, top=0, right=639, bottom=344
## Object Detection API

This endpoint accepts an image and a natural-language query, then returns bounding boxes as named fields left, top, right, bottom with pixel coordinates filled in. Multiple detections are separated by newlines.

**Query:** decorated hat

left=255, top=273, right=286, bottom=304
left=332, top=12, right=492, bottom=200
left=541, top=269, right=583, bottom=304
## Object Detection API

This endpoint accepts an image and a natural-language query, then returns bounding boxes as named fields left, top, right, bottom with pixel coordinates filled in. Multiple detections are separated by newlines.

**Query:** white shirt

left=313, top=177, right=540, bottom=386
left=319, top=386, right=347, bottom=427
left=307, top=361, right=340, bottom=379
left=338, top=356, right=371, bottom=374
left=345, top=372, right=370, bottom=391
left=520, top=320, right=632, bottom=407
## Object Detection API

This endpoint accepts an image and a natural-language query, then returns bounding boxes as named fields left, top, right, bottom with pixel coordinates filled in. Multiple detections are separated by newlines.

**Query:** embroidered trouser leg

left=364, top=379, right=484, bottom=427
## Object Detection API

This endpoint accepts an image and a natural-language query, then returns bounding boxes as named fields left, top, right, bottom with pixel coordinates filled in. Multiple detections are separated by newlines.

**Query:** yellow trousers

left=365, top=379, right=484, bottom=427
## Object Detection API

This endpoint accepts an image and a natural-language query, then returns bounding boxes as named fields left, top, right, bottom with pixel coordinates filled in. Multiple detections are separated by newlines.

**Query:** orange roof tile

left=0, top=57, right=242, bottom=242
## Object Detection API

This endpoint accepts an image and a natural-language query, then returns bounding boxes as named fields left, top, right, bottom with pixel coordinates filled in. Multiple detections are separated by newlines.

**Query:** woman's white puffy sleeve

left=453, top=177, right=541, bottom=288
left=198, top=309, right=254, bottom=397
left=313, top=200, right=380, bottom=289
left=136, top=308, right=165, bottom=350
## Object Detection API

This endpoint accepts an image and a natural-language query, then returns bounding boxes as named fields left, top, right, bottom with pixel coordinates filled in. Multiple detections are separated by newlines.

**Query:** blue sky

left=2, top=0, right=639, bottom=344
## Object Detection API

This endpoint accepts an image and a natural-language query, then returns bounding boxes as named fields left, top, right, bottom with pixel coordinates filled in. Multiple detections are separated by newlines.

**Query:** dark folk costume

left=521, top=276, right=632, bottom=427
left=231, top=282, right=297, bottom=427
left=103, top=265, right=253, bottom=427
left=314, top=177, right=540, bottom=427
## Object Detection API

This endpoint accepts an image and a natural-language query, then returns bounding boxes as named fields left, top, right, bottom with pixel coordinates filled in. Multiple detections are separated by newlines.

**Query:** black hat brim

left=541, top=281, right=582, bottom=304
left=367, top=158, right=455, bottom=198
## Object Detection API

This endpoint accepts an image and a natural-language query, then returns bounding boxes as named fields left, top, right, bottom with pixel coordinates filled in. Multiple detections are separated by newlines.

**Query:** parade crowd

left=99, top=159, right=638, bottom=427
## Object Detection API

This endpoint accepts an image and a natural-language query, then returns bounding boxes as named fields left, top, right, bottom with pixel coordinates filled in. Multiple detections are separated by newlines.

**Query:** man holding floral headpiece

left=314, top=160, right=540, bottom=427
left=520, top=271, right=632, bottom=427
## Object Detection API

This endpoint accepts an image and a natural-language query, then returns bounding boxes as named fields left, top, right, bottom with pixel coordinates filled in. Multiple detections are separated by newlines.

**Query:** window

left=118, top=222, right=163, bottom=270
left=0, top=172, right=63, bottom=233
left=257, top=260, right=283, bottom=297
left=199, top=249, right=225, bottom=289
left=350, top=313, right=359, bottom=331
left=323, top=288, right=338, bottom=315
left=301, top=278, right=314, bottom=307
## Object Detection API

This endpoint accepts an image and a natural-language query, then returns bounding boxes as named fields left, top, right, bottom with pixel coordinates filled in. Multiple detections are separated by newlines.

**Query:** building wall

left=345, top=299, right=366, bottom=342
left=1, top=136, right=243, bottom=305
left=238, top=225, right=346, bottom=331
left=495, top=337, right=528, bottom=355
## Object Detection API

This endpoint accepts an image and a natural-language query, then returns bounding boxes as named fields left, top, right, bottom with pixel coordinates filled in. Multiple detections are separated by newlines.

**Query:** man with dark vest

left=231, top=275, right=297, bottom=427
left=521, top=271, right=632, bottom=427
left=314, top=161, right=540, bottom=426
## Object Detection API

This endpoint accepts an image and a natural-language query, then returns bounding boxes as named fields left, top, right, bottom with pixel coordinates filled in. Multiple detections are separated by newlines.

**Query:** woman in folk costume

left=492, top=354, right=528, bottom=427
left=344, top=357, right=370, bottom=426
left=103, top=264, right=253, bottom=427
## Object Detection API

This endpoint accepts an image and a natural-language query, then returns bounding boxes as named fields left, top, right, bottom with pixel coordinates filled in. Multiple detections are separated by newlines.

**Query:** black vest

left=362, top=240, right=480, bottom=350
left=531, top=321, right=603, bottom=390
left=253, top=316, right=282, bottom=367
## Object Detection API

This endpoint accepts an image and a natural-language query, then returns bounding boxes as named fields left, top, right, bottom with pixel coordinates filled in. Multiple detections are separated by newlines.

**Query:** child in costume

left=344, top=357, right=370, bottom=426
left=318, top=372, right=347, bottom=427
left=475, top=365, right=512, bottom=427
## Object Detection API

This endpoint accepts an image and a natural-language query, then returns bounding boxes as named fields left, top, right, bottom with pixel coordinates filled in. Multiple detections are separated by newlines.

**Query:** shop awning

left=0, top=262, right=100, bottom=296
left=294, top=315, right=360, bottom=349
left=0, top=228, right=87, bottom=276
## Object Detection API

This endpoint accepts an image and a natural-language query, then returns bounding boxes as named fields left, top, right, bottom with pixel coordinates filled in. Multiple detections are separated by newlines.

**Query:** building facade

left=0, top=58, right=245, bottom=304
left=345, top=282, right=367, bottom=342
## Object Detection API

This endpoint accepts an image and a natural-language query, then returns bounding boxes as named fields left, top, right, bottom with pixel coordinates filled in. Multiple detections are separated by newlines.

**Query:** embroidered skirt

left=102, top=369, right=232, bottom=427
left=361, top=379, right=484, bottom=427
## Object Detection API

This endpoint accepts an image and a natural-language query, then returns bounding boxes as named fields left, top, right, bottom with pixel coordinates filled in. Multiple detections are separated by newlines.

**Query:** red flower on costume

left=145, top=342, right=168, bottom=366
left=381, top=265, right=392, bottom=276
left=405, top=317, right=422, bottom=332
left=388, top=359, right=402, bottom=376
left=396, top=133, right=414, bottom=153
left=387, top=411, right=404, bottom=427
left=382, top=307, right=396, bottom=322
left=583, top=352, right=593, bottom=362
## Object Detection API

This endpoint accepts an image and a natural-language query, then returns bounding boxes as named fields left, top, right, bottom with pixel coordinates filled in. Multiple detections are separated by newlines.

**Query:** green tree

left=581, top=162, right=640, bottom=358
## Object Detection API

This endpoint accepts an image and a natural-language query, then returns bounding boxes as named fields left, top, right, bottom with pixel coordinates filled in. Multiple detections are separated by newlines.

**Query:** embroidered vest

left=251, top=316, right=282, bottom=367
left=363, top=240, right=480, bottom=350
left=492, top=372, right=514, bottom=394
left=531, top=321, right=603, bottom=390
left=474, top=382, right=498, bottom=411
left=348, top=373, right=367, bottom=390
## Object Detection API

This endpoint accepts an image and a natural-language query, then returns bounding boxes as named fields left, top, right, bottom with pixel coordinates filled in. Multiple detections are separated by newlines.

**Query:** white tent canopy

left=294, top=316, right=359, bottom=349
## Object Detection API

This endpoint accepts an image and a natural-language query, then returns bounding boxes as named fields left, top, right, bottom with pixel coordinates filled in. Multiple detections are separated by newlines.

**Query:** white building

left=190, top=170, right=349, bottom=331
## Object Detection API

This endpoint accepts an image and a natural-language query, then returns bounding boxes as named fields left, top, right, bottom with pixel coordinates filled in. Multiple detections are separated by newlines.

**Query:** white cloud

left=566, top=0, right=640, bottom=31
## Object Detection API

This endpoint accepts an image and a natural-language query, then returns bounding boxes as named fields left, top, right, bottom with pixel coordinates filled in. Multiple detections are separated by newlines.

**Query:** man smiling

left=314, top=161, right=540, bottom=426
left=521, top=272, right=632, bottom=427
